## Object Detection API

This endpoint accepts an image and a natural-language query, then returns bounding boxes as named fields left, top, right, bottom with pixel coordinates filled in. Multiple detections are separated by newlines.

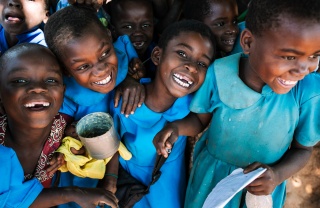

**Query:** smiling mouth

left=93, top=75, right=111, bottom=85
left=24, top=101, right=50, bottom=110
left=173, top=73, right=194, bottom=88
left=277, top=78, right=298, bottom=87
left=222, top=39, right=235, bottom=46
left=133, top=41, right=145, bottom=48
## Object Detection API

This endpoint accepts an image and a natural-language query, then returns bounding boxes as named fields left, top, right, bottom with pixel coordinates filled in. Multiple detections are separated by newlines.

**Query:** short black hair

left=158, top=19, right=216, bottom=61
left=44, top=5, right=110, bottom=59
left=183, top=0, right=229, bottom=21
left=246, top=0, right=320, bottom=36
left=0, top=43, right=55, bottom=75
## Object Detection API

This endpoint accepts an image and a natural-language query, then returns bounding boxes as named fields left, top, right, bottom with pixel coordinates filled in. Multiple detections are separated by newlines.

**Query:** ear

left=43, top=10, right=50, bottom=24
left=151, top=46, right=162, bottom=66
left=240, top=28, right=254, bottom=55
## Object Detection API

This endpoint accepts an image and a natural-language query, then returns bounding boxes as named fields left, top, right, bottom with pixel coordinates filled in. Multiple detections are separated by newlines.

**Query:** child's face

left=203, top=0, right=239, bottom=53
left=112, top=1, right=154, bottom=58
left=242, top=16, right=320, bottom=94
left=0, top=0, right=48, bottom=35
left=60, top=24, right=118, bottom=94
left=153, top=31, right=214, bottom=98
left=0, top=48, right=64, bottom=129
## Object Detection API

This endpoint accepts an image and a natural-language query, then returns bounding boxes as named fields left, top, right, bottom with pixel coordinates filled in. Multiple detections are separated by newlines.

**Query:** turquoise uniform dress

left=0, top=145, right=43, bottom=207
left=112, top=93, right=193, bottom=208
left=57, top=35, right=137, bottom=208
left=185, top=53, right=320, bottom=208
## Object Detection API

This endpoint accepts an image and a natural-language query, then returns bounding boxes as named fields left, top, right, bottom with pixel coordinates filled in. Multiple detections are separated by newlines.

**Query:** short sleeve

left=0, top=146, right=43, bottom=208
left=190, top=64, right=217, bottom=113
left=59, top=96, right=77, bottom=118
left=294, top=73, right=320, bottom=146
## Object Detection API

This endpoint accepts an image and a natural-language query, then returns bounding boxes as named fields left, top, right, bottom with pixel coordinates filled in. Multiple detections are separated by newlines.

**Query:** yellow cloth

left=56, top=136, right=132, bottom=179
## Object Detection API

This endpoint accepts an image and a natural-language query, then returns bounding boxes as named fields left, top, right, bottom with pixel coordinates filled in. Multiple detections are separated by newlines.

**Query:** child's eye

left=77, top=64, right=90, bottom=71
left=197, top=62, right=208, bottom=69
left=46, top=78, right=57, bottom=83
left=12, top=79, right=27, bottom=83
left=142, top=24, right=151, bottom=29
left=177, top=51, right=187, bottom=58
left=282, top=56, right=296, bottom=60
left=123, top=25, right=132, bottom=29
left=100, top=49, right=110, bottom=60
left=215, top=22, right=225, bottom=27
left=232, top=20, right=238, bottom=25
left=309, top=54, right=320, bottom=59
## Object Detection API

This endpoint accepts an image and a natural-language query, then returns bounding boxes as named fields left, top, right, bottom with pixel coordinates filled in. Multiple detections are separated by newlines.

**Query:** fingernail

left=131, top=111, right=134, bottom=114
left=138, top=104, right=141, bottom=107
left=125, top=114, right=129, bottom=118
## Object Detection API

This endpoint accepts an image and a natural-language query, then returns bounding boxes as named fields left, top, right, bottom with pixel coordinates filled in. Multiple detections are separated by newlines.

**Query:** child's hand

left=102, top=177, right=117, bottom=194
left=114, top=76, right=145, bottom=117
left=65, top=123, right=80, bottom=140
left=46, top=152, right=66, bottom=176
left=153, top=123, right=179, bottom=158
left=244, top=162, right=279, bottom=195
left=72, top=187, right=118, bottom=208
left=128, top=58, right=146, bottom=80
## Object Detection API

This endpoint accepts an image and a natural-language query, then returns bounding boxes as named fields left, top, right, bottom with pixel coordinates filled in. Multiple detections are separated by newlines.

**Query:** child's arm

left=30, top=187, right=118, bottom=208
left=98, top=152, right=119, bottom=194
left=153, top=112, right=212, bottom=157
left=244, top=139, right=312, bottom=195
left=114, top=76, right=145, bottom=117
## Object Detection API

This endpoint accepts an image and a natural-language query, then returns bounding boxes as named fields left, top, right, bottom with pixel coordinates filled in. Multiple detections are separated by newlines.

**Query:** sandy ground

left=284, top=143, right=320, bottom=208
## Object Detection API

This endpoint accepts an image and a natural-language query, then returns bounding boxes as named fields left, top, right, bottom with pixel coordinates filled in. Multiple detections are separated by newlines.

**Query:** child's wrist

left=104, top=173, right=118, bottom=179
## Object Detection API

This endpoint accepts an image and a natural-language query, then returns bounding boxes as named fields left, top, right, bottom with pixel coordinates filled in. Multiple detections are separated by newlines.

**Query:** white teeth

left=174, top=77, right=190, bottom=88
left=173, top=73, right=193, bottom=85
left=94, top=75, right=111, bottom=85
left=133, top=42, right=145, bottom=47
left=278, top=78, right=297, bottom=85
left=24, top=102, right=50, bottom=108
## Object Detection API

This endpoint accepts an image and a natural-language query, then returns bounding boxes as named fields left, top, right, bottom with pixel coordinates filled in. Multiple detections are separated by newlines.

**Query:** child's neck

left=239, top=57, right=264, bottom=93
left=144, top=82, right=177, bottom=112
left=4, top=31, right=19, bottom=48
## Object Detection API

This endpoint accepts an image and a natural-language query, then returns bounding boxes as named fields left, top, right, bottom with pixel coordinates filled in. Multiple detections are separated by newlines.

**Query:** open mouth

left=221, top=38, right=235, bottom=46
left=277, top=77, right=298, bottom=87
left=173, top=73, right=194, bottom=88
left=5, top=13, right=23, bottom=23
left=132, top=41, right=145, bottom=49
left=24, top=101, right=50, bottom=110
left=93, top=75, right=111, bottom=85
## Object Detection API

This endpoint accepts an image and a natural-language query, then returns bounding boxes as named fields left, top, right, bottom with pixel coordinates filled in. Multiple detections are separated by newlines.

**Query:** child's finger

left=137, top=86, right=145, bottom=108
left=243, top=162, right=262, bottom=174
left=113, top=88, right=122, bottom=108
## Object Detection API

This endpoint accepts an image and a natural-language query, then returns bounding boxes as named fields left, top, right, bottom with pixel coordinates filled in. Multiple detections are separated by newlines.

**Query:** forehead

left=1, top=49, right=60, bottom=75
left=166, top=31, right=214, bottom=55
left=206, top=0, right=238, bottom=17
left=255, top=16, right=320, bottom=54
left=115, top=1, right=153, bottom=18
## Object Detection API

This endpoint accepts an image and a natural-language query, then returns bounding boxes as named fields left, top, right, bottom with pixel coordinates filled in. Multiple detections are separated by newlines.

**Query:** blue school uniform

left=0, top=145, right=43, bottom=207
left=112, top=92, right=192, bottom=208
left=185, top=53, right=320, bottom=208
left=0, top=25, right=46, bottom=54
left=57, top=35, right=138, bottom=208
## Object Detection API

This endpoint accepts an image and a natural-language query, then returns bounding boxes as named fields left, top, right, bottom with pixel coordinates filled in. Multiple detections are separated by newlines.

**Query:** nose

left=185, top=62, right=198, bottom=73
left=292, top=61, right=313, bottom=76
left=27, top=82, right=48, bottom=93
left=225, top=24, right=238, bottom=35
left=132, top=26, right=143, bottom=36
left=8, top=0, right=22, bottom=8
left=92, top=61, right=106, bottom=76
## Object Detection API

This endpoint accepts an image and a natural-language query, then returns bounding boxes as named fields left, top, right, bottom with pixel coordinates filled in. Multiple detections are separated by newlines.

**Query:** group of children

left=0, top=0, right=319, bottom=208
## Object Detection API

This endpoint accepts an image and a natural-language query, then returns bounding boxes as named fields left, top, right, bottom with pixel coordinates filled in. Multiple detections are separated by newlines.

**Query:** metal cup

left=76, top=112, right=119, bottom=159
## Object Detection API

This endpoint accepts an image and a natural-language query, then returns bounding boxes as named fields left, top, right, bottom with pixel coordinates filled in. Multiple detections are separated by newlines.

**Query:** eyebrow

left=177, top=43, right=212, bottom=62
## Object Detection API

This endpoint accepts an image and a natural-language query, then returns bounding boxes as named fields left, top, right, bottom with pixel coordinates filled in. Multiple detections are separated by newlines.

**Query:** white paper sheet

left=202, top=167, right=267, bottom=208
